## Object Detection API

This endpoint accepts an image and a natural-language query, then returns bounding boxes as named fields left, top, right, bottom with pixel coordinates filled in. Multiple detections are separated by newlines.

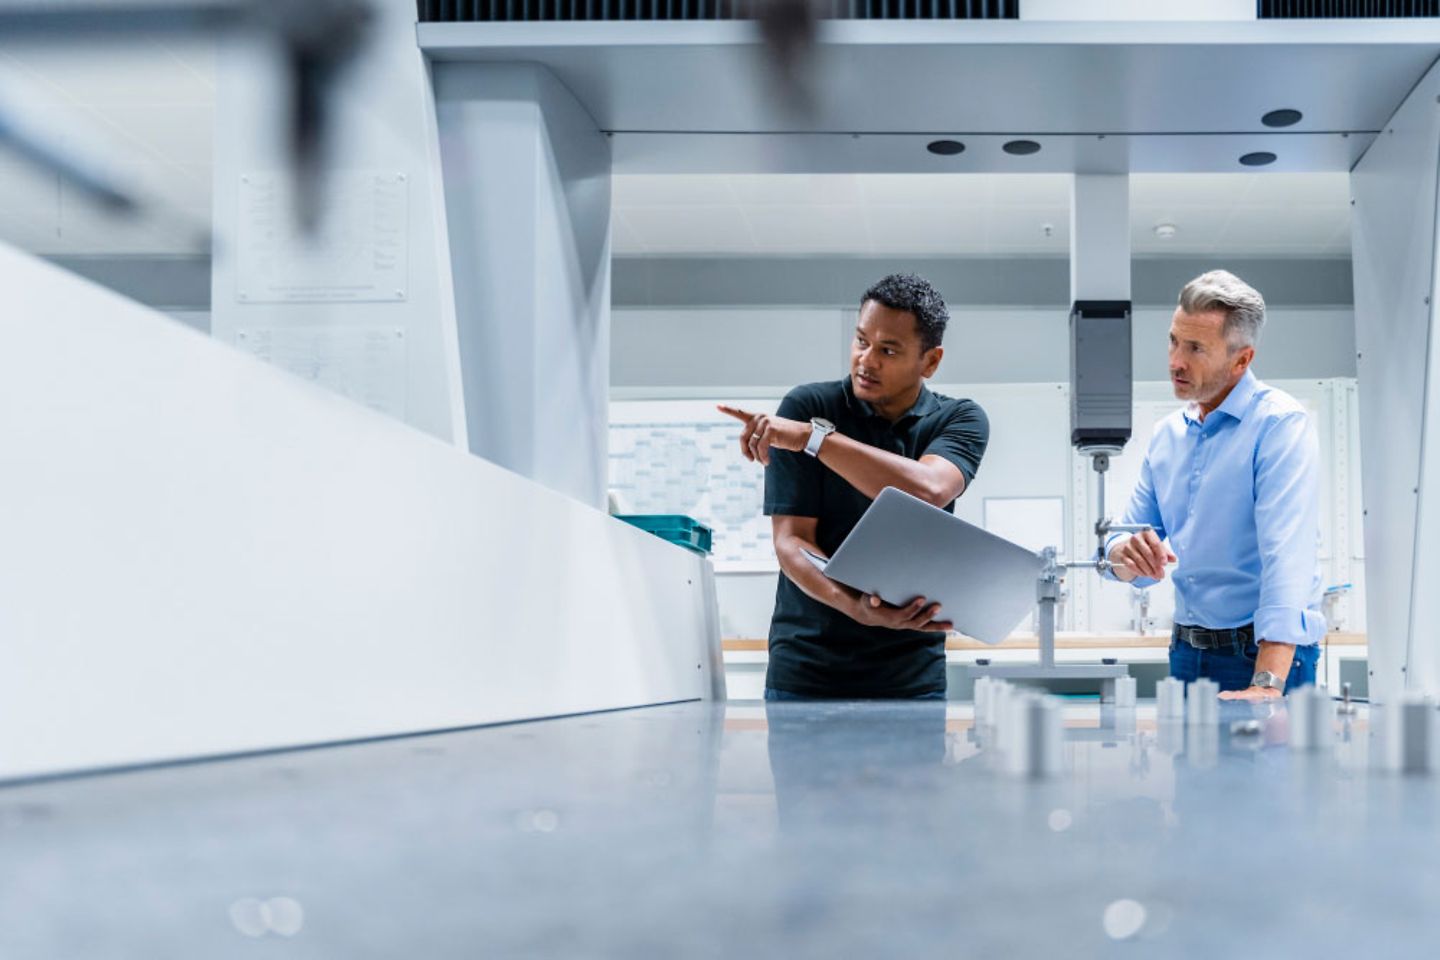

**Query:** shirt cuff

left=1099, top=532, right=1159, bottom=588
left=1255, top=605, right=1327, bottom=648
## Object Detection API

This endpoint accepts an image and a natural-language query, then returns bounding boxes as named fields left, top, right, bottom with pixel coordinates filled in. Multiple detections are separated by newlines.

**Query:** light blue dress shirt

left=1105, top=370, right=1326, bottom=647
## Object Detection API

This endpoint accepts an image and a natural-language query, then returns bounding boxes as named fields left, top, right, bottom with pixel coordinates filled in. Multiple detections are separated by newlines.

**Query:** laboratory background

left=2, top=0, right=1439, bottom=956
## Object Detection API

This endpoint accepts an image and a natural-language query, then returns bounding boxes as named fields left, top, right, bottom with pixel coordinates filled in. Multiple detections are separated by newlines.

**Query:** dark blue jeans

left=764, top=688, right=947, bottom=701
left=1168, top=629, right=1319, bottom=693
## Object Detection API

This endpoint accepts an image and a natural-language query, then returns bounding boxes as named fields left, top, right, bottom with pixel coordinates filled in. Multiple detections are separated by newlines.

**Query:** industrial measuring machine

left=967, top=301, right=1151, bottom=700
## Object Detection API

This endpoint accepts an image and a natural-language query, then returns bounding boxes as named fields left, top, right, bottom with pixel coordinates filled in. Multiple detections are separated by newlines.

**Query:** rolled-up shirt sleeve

left=1101, top=453, right=1168, bottom=588
left=1253, top=411, right=1326, bottom=647
left=920, top=401, right=989, bottom=487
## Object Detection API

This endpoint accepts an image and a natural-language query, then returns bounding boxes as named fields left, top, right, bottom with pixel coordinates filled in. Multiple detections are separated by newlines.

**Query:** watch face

left=812, top=418, right=835, bottom=433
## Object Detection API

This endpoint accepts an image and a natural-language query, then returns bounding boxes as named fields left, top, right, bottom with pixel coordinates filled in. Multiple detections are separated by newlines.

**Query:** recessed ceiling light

left=1262, top=109, right=1303, bottom=128
left=1003, top=140, right=1042, bottom=156
left=1239, top=151, right=1277, bottom=167
left=1153, top=222, right=1178, bottom=240
left=927, top=140, right=965, bottom=156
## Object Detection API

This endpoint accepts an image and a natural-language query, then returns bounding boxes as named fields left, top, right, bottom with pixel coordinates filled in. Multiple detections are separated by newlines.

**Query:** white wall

left=0, top=245, right=722, bottom=781
left=614, top=305, right=1358, bottom=388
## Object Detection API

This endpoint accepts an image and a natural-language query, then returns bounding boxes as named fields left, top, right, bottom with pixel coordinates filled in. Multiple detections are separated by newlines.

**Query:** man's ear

left=922, top=345, right=944, bottom=379
left=1232, top=345, right=1255, bottom=377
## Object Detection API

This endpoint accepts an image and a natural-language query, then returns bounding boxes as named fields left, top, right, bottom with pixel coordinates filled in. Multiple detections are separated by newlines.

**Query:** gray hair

left=1178, top=269, right=1266, bottom=350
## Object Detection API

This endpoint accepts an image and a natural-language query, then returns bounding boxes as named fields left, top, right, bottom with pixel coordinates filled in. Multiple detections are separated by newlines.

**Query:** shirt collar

left=843, top=377, right=938, bottom=423
left=1184, top=369, right=1259, bottom=426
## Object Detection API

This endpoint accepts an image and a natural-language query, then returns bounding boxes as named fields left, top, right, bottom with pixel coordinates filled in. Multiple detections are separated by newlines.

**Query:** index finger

left=716, top=405, right=755, bottom=422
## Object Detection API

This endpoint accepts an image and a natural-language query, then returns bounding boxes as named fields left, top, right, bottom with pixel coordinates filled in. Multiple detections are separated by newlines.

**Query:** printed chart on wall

left=235, top=170, right=408, bottom=303
left=232, top=325, right=407, bottom=419
left=609, top=400, right=779, bottom=571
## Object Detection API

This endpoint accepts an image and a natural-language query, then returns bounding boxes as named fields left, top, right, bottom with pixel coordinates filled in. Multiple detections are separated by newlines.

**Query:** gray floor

left=2, top=698, right=1435, bottom=958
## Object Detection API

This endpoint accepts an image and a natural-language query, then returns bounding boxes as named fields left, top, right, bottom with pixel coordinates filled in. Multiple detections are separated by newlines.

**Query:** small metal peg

left=1338, top=681, right=1357, bottom=717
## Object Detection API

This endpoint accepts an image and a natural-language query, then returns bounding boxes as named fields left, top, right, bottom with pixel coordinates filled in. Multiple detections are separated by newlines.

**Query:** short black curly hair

left=861, top=273, right=949, bottom=352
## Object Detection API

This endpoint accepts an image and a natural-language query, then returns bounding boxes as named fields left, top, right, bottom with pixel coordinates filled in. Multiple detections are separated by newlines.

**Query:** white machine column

left=1070, top=174, right=1131, bottom=304
left=1069, top=174, right=1133, bottom=635
left=1351, top=57, right=1440, bottom=702
left=432, top=64, right=612, bottom=509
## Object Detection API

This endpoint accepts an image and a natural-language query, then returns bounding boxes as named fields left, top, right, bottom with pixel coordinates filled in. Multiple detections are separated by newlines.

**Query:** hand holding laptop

left=851, top=593, right=953, bottom=633
left=800, top=545, right=953, bottom=632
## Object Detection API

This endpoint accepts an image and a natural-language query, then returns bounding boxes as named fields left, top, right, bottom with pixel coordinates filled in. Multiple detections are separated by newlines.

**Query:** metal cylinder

left=1156, top=677, right=1185, bottom=720
left=1287, top=685, right=1334, bottom=751
left=1187, top=679, right=1219, bottom=725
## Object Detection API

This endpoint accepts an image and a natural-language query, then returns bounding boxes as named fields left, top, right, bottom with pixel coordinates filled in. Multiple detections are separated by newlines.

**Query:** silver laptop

left=802, top=486, right=1041, bottom=645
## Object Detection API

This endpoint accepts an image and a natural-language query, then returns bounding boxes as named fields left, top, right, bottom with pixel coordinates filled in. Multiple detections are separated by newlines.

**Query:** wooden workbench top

left=721, top=632, right=1368, bottom=652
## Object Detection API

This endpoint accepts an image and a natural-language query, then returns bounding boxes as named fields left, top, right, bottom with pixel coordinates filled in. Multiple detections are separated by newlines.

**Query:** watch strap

left=804, top=419, right=833, bottom=457
left=1251, top=670, right=1282, bottom=691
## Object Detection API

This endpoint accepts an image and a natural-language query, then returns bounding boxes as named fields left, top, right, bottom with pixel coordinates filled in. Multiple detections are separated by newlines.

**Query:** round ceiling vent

left=927, top=140, right=966, bottom=156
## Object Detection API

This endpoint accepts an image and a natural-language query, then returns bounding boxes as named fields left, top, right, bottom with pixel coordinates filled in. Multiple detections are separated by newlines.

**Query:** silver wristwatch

left=804, top=418, right=836, bottom=457
left=1251, top=670, right=1283, bottom=692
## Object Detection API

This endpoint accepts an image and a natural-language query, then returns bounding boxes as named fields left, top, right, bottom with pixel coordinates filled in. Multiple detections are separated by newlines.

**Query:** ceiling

left=0, top=32, right=1352, bottom=259
left=612, top=172, right=1352, bottom=256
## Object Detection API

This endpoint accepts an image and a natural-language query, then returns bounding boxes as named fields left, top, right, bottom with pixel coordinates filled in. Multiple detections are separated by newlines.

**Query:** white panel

left=612, top=211, right=649, bottom=254
left=1350, top=58, right=1440, bottom=701
left=859, top=173, right=993, bottom=206
left=0, top=246, right=721, bottom=781
left=741, top=205, right=870, bottom=254
left=984, top=497, right=1065, bottom=554
left=620, top=205, right=757, bottom=252
left=727, top=174, right=864, bottom=205
left=989, top=174, right=1073, bottom=207
left=988, top=207, right=1069, bottom=251
left=612, top=308, right=846, bottom=388
left=1218, top=205, right=1351, bottom=251
left=613, top=174, right=735, bottom=206
left=1130, top=204, right=1229, bottom=254
left=867, top=208, right=987, bottom=255
left=210, top=2, right=467, bottom=450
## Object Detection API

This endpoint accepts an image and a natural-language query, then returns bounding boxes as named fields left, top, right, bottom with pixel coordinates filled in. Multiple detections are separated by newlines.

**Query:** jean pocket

left=1240, top=639, right=1260, bottom=663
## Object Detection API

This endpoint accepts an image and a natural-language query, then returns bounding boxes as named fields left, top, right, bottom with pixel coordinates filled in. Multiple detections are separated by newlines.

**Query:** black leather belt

left=1173, top=622, right=1255, bottom=650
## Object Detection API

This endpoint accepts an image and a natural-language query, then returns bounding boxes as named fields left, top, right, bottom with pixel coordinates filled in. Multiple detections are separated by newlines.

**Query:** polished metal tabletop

left=0, top=698, right=1433, bottom=958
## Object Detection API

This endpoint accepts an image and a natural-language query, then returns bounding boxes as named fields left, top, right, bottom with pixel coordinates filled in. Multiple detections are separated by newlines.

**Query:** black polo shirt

left=763, top=377, right=990, bottom=698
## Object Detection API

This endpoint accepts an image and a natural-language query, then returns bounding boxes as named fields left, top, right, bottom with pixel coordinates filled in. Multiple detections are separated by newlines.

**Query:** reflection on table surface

left=0, top=698, right=1433, bottom=957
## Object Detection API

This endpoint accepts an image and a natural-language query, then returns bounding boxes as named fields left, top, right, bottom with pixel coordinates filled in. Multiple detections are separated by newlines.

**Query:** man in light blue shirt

left=1106, top=270, right=1324, bottom=701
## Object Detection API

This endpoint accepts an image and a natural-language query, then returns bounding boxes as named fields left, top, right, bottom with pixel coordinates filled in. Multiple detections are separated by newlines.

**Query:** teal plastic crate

left=616, top=514, right=713, bottom=556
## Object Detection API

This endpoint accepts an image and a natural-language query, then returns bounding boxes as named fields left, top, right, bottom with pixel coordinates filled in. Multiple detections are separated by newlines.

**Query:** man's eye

left=883, top=349, right=897, bottom=357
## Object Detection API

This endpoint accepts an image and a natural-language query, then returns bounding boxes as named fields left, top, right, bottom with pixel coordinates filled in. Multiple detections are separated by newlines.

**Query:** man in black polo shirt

left=719, top=274, right=989, bottom=700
